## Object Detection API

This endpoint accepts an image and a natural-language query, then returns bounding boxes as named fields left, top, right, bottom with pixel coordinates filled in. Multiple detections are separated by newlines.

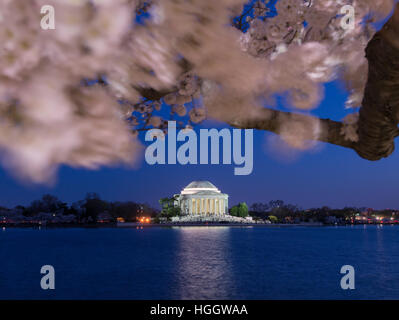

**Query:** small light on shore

left=138, top=217, right=150, bottom=224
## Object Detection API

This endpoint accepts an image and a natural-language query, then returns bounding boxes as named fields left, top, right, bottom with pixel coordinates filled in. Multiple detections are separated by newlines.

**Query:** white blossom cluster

left=241, top=0, right=393, bottom=107
left=0, top=0, right=141, bottom=183
left=0, top=0, right=396, bottom=181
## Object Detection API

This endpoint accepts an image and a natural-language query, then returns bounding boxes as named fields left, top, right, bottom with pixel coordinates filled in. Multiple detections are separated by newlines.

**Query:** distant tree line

left=249, top=200, right=300, bottom=222
left=1, top=193, right=159, bottom=224
left=248, top=201, right=399, bottom=224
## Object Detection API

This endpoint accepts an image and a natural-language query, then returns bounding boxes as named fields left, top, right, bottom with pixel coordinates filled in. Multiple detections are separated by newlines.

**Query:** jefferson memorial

left=174, top=181, right=229, bottom=216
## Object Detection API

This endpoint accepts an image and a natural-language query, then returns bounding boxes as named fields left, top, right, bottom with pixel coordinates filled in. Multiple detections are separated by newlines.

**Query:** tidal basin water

left=1, top=225, right=399, bottom=299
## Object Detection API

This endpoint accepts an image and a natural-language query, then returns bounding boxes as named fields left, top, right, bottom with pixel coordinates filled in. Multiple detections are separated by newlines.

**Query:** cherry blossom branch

left=231, top=4, right=399, bottom=161
left=228, top=108, right=355, bottom=150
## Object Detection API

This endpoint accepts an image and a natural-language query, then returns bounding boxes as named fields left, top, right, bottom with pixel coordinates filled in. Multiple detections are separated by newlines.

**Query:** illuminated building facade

left=174, top=181, right=229, bottom=216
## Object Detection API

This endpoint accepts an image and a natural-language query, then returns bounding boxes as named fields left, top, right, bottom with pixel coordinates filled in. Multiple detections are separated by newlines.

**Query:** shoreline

left=0, top=222, right=316, bottom=228
left=1, top=222, right=394, bottom=229
left=118, top=222, right=324, bottom=228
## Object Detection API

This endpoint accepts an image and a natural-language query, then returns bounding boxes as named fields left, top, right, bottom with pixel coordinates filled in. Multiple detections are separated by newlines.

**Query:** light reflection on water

left=173, top=227, right=234, bottom=299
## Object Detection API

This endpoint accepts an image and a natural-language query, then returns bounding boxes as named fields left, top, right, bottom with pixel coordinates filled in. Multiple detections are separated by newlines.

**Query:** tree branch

left=228, top=108, right=355, bottom=150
